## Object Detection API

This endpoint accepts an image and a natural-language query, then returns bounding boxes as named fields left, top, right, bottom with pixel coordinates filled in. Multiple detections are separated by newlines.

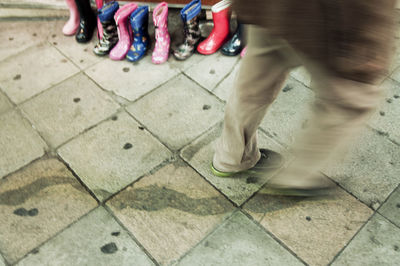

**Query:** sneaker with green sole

left=211, top=148, right=285, bottom=178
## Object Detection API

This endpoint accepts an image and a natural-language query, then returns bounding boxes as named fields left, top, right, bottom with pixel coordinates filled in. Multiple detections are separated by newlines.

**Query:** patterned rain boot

left=126, top=6, right=150, bottom=62
left=197, top=0, right=231, bottom=55
left=221, top=23, right=243, bottom=56
left=109, top=3, right=138, bottom=60
left=63, top=0, right=80, bottom=36
left=240, top=46, right=247, bottom=58
left=74, top=0, right=97, bottom=43
left=93, top=1, right=119, bottom=56
left=152, top=2, right=170, bottom=64
left=173, top=0, right=202, bottom=60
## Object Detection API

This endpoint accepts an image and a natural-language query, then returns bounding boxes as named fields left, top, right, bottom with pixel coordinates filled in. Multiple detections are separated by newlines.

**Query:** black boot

left=93, top=1, right=119, bottom=55
left=173, top=0, right=202, bottom=60
left=75, top=0, right=97, bottom=43
left=221, top=23, right=244, bottom=56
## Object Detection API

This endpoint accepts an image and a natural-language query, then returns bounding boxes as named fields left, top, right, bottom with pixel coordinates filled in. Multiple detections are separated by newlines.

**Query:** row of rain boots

left=93, top=1, right=169, bottom=64
left=62, top=0, right=245, bottom=62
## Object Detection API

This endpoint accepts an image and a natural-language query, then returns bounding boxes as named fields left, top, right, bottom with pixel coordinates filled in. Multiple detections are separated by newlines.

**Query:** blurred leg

left=213, top=26, right=298, bottom=172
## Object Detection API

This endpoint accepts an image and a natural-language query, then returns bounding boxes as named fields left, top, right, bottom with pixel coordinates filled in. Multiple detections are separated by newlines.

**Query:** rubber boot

left=221, top=23, right=243, bottom=56
left=109, top=3, right=138, bottom=60
left=173, top=0, right=202, bottom=60
left=197, top=0, right=231, bottom=55
left=75, top=0, right=97, bottom=43
left=126, top=6, right=150, bottom=62
left=93, top=1, right=119, bottom=56
left=152, top=2, right=170, bottom=64
left=63, top=0, right=80, bottom=36
left=240, top=46, right=247, bottom=58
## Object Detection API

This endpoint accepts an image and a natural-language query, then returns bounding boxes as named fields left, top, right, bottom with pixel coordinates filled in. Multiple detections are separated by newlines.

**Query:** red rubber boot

left=197, top=0, right=231, bottom=55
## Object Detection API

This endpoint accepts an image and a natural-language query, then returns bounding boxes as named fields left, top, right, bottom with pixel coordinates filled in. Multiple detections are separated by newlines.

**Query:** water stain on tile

left=202, top=104, right=211, bottom=110
left=100, top=242, right=118, bottom=254
left=61, top=59, right=68, bottom=63
left=123, top=143, right=133, bottom=150
left=31, top=248, right=39, bottom=254
left=13, top=74, right=21, bottom=80
left=306, top=216, right=312, bottom=221
left=111, top=115, right=118, bottom=121
left=111, top=231, right=120, bottom=236
left=246, top=176, right=258, bottom=184
left=13, top=207, right=39, bottom=217
left=283, top=85, right=293, bottom=92
left=33, top=33, right=37, bottom=36
left=115, top=184, right=232, bottom=216
left=93, top=189, right=112, bottom=200
left=0, top=176, right=85, bottom=206
left=73, top=97, right=81, bottom=103
left=122, top=67, right=130, bottom=73
left=9, top=37, right=14, bottom=41
left=53, top=42, right=57, bottom=45
left=245, top=194, right=311, bottom=213
left=387, top=98, right=393, bottom=103
left=138, top=126, right=144, bottom=130
left=394, top=94, right=399, bottom=99
left=380, top=111, right=385, bottom=116
left=209, top=69, right=215, bottom=74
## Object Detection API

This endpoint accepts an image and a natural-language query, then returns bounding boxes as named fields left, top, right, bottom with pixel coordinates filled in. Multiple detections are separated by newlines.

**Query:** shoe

left=74, top=0, right=97, bottom=43
left=152, top=2, right=170, bottom=64
left=197, top=0, right=231, bottom=55
left=93, top=1, right=119, bottom=56
left=63, top=0, right=80, bottom=36
left=221, top=23, right=243, bottom=56
left=109, top=3, right=138, bottom=60
left=211, top=149, right=285, bottom=177
left=173, top=0, right=202, bottom=60
left=126, top=6, right=150, bottom=62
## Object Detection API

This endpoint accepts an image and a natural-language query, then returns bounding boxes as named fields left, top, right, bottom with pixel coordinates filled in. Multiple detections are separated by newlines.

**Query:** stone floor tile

left=0, top=110, right=47, bottom=178
left=85, top=55, right=180, bottom=101
left=126, top=74, right=224, bottom=150
left=290, top=67, right=312, bottom=88
left=20, top=73, right=119, bottom=147
left=0, top=43, right=79, bottom=103
left=177, top=211, right=303, bottom=266
left=184, top=53, right=239, bottom=91
left=244, top=186, right=373, bottom=266
left=0, top=158, right=97, bottom=264
left=180, top=124, right=287, bottom=206
left=0, top=20, right=58, bottom=61
left=332, top=214, right=400, bottom=266
left=368, top=78, right=400, bottom=144
left=16, top=207, right=154, bottom=266
left=0, top=255, right=5, bottom=266
left=378, top=185, right=400, bottom=228
left=323, top=128, right=400, bottom=208
left=51, top=28, right=105, bottom=70
left=212, top=61, right=241, bottom=102
left=168, top=53, right=207, bottom=72
left=108, top=160, right=234, bottom=265
left=58, top=111, right=172, bottom=201
left=0, top=91, right=12, bottom=115
left=260, top=77, right=314, bottom=147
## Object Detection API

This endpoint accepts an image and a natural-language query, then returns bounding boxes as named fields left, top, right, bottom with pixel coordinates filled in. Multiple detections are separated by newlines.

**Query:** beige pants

left=213, top=26, right=384, bottom=187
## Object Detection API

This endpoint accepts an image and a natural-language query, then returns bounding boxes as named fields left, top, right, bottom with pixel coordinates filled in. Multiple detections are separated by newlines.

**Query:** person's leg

left=266, top=70, right=383, bottom=191
left=213, top=25, right=298, bottom=173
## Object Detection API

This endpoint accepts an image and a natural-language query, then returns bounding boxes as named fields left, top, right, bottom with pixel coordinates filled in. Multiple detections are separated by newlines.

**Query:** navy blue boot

left=126, top=6, right=150, bottom=62
left=93, top=1, right=119, bottom=56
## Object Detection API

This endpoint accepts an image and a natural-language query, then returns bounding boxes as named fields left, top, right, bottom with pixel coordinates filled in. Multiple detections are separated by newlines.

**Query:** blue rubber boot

left=93, top=1, right=119, bottom=55
left=126, top=6, right=149, bottom=62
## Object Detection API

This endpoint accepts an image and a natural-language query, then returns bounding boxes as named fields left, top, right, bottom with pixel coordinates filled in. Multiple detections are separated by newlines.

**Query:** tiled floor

left=0, top=13, right=400, bottom=266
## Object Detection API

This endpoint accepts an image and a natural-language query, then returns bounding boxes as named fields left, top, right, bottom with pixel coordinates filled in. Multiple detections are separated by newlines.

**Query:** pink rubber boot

left=96, top=0, right=103, bottom=39
left=63, top=0, right=80, bottom=35
left=109, top=3, right=138, bottom=60
left=152, top=2, right=170, bottom=64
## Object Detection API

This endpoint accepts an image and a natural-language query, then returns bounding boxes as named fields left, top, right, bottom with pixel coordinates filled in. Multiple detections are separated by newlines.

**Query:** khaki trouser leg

left=213, top=26, right=297, bottom=172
